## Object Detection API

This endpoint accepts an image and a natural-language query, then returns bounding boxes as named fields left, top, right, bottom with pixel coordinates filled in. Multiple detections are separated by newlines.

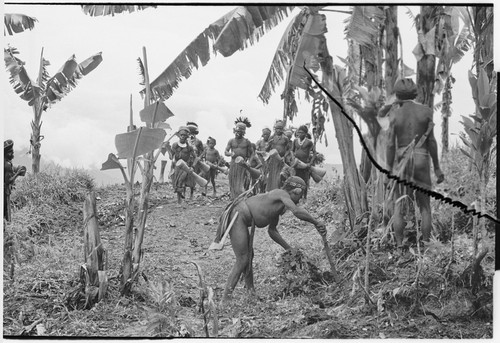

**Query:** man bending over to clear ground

left=215, top=176, right=326, bottom=302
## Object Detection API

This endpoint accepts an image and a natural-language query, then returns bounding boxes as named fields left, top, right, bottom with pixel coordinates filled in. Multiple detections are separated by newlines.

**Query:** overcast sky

left=2, top=1, right=493, bottom=179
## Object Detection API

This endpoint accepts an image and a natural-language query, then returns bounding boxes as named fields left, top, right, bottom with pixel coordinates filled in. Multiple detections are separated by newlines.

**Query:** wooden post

left=82, top=191, right=107, bottom=307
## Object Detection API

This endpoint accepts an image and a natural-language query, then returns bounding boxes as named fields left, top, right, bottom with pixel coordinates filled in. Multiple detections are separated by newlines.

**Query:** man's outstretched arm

left=279, top=193, right=326, bottom=235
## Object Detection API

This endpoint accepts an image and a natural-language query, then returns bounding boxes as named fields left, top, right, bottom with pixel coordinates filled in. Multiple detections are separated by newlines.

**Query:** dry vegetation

left=3, top=148, right=495, bottom=338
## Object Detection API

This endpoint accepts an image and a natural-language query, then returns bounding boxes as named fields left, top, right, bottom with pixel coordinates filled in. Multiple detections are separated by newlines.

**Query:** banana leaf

left=4, top=13, right=37, bottom=35
left=146, top=6, right=293, bottom=100
left=101, top=153, right=124, bottom=170
left=4, top=46, right=41, bottom=103
left=45, top=52, right=103, bottom=106
left=115, top=127, right=166, bottom=159
left=81, top=5, right=157, bottom=17
left=139, top=101, right=175, bottom=124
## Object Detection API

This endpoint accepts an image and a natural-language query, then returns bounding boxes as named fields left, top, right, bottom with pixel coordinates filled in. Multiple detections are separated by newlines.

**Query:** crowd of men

left=161, top=118, right=319, bottom=204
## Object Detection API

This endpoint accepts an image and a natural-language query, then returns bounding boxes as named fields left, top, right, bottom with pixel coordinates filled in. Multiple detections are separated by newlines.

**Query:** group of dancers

left=161, top=118, right=321, bottom=204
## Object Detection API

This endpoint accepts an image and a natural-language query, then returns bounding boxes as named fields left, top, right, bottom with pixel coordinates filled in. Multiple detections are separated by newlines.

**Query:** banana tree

left=4, top=46, right=103, bottom=174
left=101, top=85, right=173, bottom=295
left=459, top=67, right=496, bottom=260
left=4, top=13, right=37, bottom=35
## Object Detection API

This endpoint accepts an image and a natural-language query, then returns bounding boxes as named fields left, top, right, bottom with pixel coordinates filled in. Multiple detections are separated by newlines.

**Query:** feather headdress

left=234, top=116, right=252, bottom=128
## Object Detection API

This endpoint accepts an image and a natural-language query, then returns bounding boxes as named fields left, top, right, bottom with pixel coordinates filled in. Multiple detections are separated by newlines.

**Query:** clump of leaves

left=276, top=248, right=328, bottom=297
left=143, top=279, right=191, bottom=337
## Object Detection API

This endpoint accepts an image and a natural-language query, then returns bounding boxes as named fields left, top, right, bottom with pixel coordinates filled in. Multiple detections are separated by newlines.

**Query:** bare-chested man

left=255, top=127, right=271, bottom=192
left=386, top=78, right=445, bottom=248
left=218, top=176, right=326, bottom=302
left=266, top=120, right=291, bottom=191
left=201, top=136, right=222, bottom=197
left=265, top=120, right=291, bottom=191
left=292, top=125, right=315, bottom=199
left=225, top=118, right=254, bottom=199
left=255, top=127, right=271, bottom=152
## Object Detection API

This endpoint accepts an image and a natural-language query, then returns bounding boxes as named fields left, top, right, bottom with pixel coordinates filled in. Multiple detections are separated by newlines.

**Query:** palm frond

left=45, top=52, right=103, bottom=106
left=344, top=6, right=385, bottom=47
left=4, top=46, right=41, bottom=105
left=146, top=6, right=293, bottom=101
left=4, top=13, right=37, bottom=35
left=81, top=5, right=157, bottom=17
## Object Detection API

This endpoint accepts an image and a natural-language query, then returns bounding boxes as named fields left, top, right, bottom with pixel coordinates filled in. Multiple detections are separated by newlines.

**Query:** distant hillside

left=11, top=148, right=123, bottom=187
left=11, top=148, right=343, bottom=187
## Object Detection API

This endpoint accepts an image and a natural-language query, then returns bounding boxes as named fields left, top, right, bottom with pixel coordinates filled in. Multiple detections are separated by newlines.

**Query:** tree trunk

left=322, top=56, right=368, bottom=228
left=416, top=6, right=438, bottom=108
left=30, top=104, right=43, bottom=174
left=441, top=75, right=452, bottom=156
left=82, top=191, right=107, bottom=307
left=133, top=159, right=155, bottom=264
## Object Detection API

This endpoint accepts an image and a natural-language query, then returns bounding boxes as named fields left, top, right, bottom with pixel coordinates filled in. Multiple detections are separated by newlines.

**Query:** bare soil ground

left=3, top=175, right=494, bottom=338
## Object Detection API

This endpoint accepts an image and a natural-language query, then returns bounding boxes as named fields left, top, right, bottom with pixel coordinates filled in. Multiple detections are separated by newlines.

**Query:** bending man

left=217, top=176, right=326, bottom=302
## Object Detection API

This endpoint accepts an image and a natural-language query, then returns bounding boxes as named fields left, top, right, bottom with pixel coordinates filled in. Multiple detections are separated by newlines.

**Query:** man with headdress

left=291, top=125, right=315, bottom=200
left=385, top=78, right=445, bottom=250
left=265, top=120, right=291, bottom=191
left=201, top=136, right=223, bottom=197
left=225, top=117, right=254, bottom=199
left=214, top=176, right=326, bottom=302
left=4, top=140, right=26, bottom=221
left=164, top=126, right=198, bottom=204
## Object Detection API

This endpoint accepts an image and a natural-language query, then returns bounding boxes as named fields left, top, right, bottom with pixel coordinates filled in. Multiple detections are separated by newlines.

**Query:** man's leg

left=393, top=185, right=406, bottom=248
left=223, top=217, right=250, bottom=301
left=416, top=191, right=432, bottom=242
left=159, top=160, right=168, bottom=183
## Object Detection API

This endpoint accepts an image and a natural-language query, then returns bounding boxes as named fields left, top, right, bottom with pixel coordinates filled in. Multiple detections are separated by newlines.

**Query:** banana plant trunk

left=323, top=56, right=368, bottom=228
left=120, top=182, right=135, bottom=295
left=30, top=102, right=44, bottom=174
left=131, top=47, right=154, bottom=281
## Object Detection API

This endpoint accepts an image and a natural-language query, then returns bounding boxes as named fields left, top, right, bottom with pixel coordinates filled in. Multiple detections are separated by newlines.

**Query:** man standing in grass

left=4, top=139, right=26, bottom=221
left=386, top=78, right=445, bottom=249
